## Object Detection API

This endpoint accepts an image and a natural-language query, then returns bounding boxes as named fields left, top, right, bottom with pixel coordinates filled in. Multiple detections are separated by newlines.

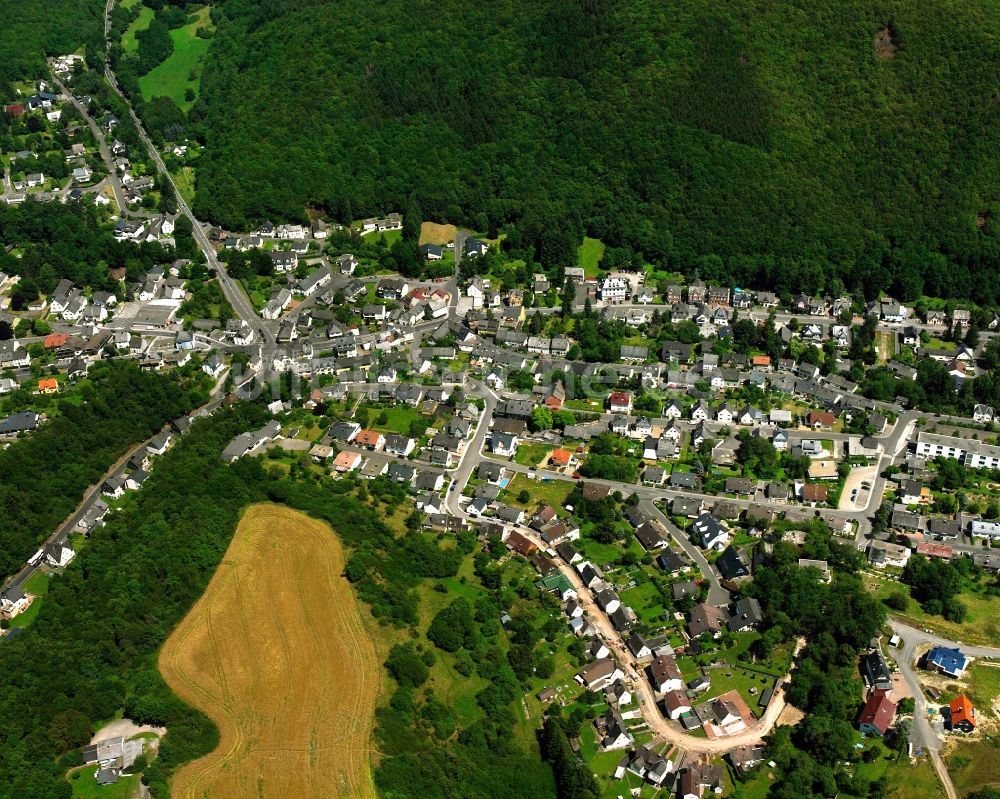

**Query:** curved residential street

left=888, top=619, right=1000, bottom=799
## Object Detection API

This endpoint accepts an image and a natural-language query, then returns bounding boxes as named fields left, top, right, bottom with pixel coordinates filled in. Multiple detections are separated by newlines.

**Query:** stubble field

left=159, top=503, right=379, bottom=799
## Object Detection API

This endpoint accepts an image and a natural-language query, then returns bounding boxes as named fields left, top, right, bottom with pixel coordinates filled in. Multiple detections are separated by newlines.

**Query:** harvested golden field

left=418, top=221, right=456, bottom=245
left=159, top=504, right=379, bottom=799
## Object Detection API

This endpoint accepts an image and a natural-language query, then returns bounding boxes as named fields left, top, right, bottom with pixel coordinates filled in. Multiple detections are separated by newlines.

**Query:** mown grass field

left=121, top=5, right=154, bottom=52
left=138, top=6, right=214, bottom=110
left=576, top=236, right=605, bottom=278
left=159, top=504, right=379, bottom=799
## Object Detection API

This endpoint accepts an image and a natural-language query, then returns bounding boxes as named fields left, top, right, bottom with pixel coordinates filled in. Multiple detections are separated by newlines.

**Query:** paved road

left=101, top=0, right=275, bottom=372
left=445, top=381, right=499, bottom=517
left=884, top=619, right=1000, bottom=799
left=49, top=71, right=138, bottom=216
left=643, top=500, right=730, bottom=606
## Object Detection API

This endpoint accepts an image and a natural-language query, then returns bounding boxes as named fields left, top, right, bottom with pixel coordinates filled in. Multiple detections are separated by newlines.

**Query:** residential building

left=858, top=690, right=896, bottom=737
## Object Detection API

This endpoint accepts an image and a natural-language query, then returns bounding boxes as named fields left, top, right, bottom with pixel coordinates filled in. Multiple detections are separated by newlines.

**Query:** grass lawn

left=575, top=537, right=628, bottom=566
left=172, top=166, right=196, bottom=205
left=504, top=475, right=574, bottom=511
left=577, top=236, right=606, bottom=278
left=138, top=6, right=214, bottom=110
left=949, top=738, right=1000, bottom=797
left=514, top=442, right=550, bottom=467
left=701, top=665, right=775, bottom=709
left=121, top=5, right=154, bottom=52
left=883, top=755, right=943, bottom=799
left=866, top=575, right=1000, bottom=646
left=363, top=405, right=423, bottom=435
left=564, top=398, right=605, bottom=412
left=619, top=581, right=666, bottom=624
left=66, top=766, right=141, bottom=799
left=11, top=571, right=51, bottom=629
left=730, top=768, right=775, bottom=799
left=372, top=229, right=402, bottom=246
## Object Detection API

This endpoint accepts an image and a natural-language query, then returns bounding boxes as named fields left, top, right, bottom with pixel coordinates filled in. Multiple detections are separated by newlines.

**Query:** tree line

left=0, top=362, right=207, bottom=577
left=175, top=0, right=1000, bottom=306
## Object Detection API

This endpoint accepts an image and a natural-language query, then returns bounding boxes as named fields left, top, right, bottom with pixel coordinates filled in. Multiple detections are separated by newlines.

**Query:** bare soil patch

left=159, top=504, right=379, bottom=799
left=875, top=25, right=898, bottom=59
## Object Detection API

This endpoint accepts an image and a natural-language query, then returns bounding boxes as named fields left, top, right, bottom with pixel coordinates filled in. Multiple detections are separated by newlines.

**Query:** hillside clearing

left=138, top=6, right=214, bottom=110
left=418, top=221, right=456, bottom=245
left=121, top=5, right=154, bottom=53
left=159, top=503, right=379, bottom=799
left=577, top=236, right=605, bottom=278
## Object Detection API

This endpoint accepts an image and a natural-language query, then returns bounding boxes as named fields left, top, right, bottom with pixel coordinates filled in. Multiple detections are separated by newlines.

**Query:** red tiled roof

left=858, top=690, right=896, bottom=734
left=550, top=449, right=572, bottom=466
left=802, top=484, right=828, bottom=502
left=43, top=333, right=69, bottom=349
left=356, top=429, right=382, bottom=446
left=950, top=695, right=976, bottom=728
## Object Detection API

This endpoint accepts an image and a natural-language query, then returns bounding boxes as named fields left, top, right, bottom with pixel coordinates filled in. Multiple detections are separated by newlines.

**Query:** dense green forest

left=184, top=0, right=1000, bottom=302
left=0, top=0, right=102, bottom=94
left=745, top=524, right=890, bottom=798
left=0, top=405, right=555, bottom=799
left=0, top=362, right=207, bottom=577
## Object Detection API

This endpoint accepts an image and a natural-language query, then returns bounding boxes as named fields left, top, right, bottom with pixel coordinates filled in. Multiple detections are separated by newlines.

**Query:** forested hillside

left=0, top=0, right=102, bottom=92
left=190, top=0, right=1000, bottom=302
left=0, top=362, right=208, bottom=576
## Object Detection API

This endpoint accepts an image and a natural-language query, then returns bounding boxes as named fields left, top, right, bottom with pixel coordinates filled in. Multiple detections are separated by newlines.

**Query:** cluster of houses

left=863, top=429, right=1000, bottom=571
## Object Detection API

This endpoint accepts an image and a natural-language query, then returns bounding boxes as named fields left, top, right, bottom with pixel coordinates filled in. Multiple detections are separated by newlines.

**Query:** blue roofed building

left=925, top=646, right=969, bottom=678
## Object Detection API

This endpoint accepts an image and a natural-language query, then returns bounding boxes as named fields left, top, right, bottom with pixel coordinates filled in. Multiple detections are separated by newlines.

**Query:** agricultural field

left=138, top=6, right=215, bottom=110
left=159, top=504, right=379, bottom=799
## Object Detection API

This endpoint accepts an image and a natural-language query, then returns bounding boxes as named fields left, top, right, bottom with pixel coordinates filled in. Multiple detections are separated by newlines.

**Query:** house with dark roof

left=727, top=597, right=764, bottom=632
left=861, top=648, right=893, bottom=691
left=716, top=546, right=750, bottom=581
left=657, top=550, right=686, bottom=575
left=672, top=580, right=699, bottom=601
left=635, top=521, right=669, bottom=552
left=687, top=603, right=727, bottom=638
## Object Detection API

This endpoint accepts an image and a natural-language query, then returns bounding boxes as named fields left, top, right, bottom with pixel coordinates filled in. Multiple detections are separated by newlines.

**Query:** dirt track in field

left=159, top=504, right=379, bottom=799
